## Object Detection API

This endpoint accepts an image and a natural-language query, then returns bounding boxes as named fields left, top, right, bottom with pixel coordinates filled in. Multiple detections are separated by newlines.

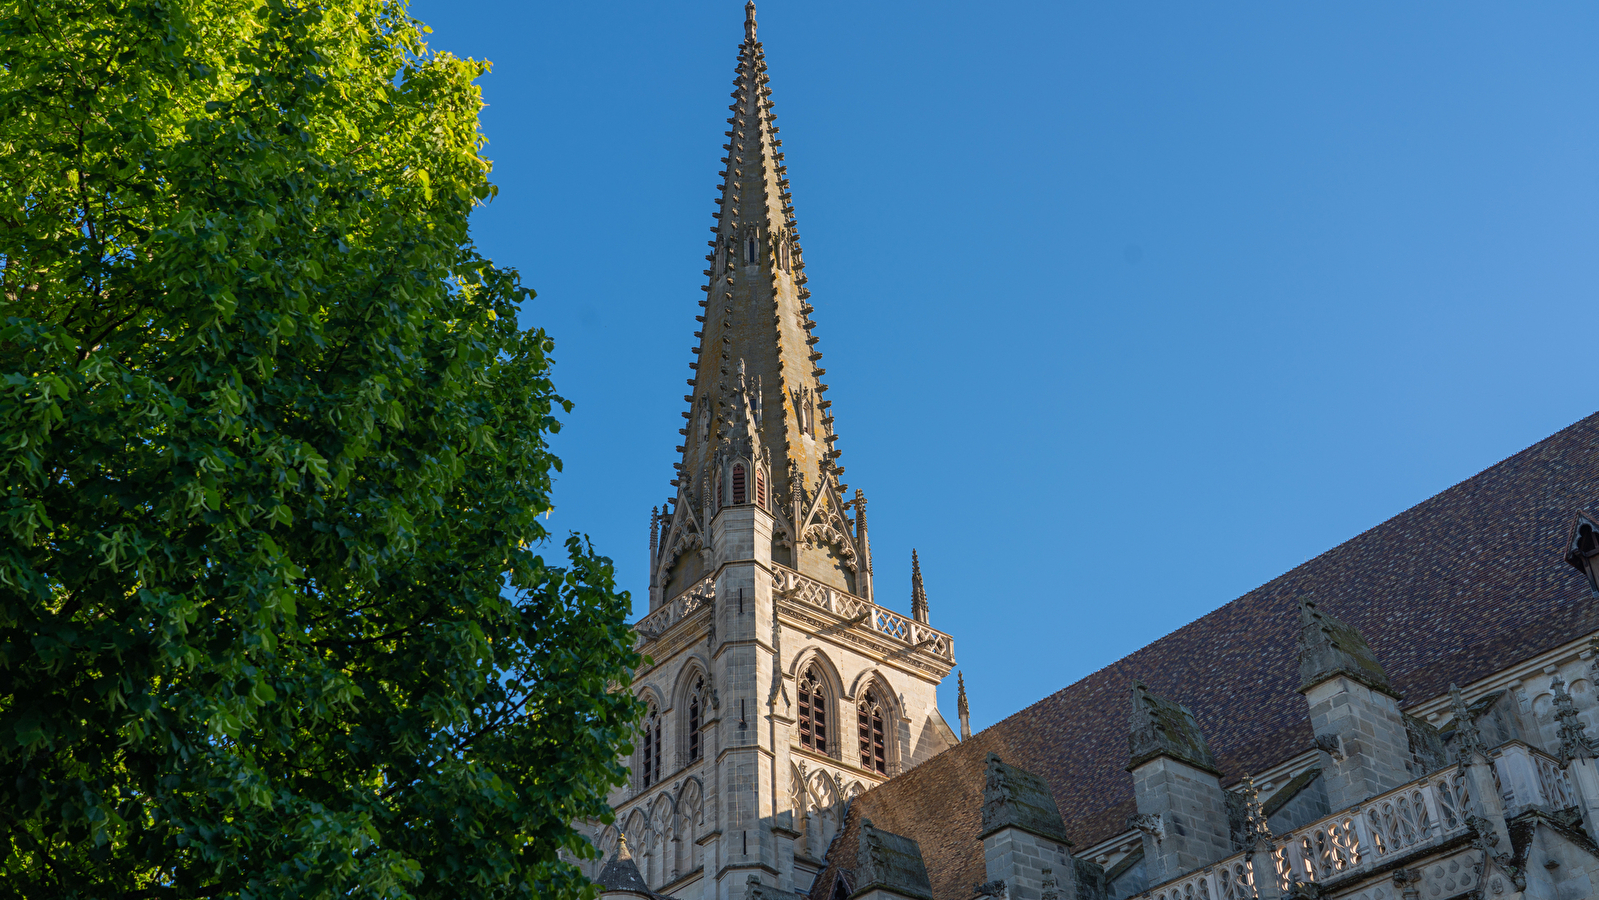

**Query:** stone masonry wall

left=1303, top=675, right=1411, bottom=810
left=1131, top=757, right=1232, bottom=883
left=982, top=827, right=1076, bottom=900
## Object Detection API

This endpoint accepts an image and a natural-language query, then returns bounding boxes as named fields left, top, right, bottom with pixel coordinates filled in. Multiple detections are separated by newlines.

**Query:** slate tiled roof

left=817, top=412, right=1599, bottom=900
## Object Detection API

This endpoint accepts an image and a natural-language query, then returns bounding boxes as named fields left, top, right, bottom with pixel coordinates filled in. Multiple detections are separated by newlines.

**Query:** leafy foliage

left=0, top=0, right=642, bottom=896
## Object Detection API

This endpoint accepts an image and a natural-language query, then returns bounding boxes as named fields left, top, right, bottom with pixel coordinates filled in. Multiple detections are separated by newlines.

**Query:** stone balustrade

left=1135, top=741, right=1586, bottom=900
left=634, top=574, right=715, bottom=645
left=1135, top=764, right=1471, bottom=899
left=772, top=565, right=955, bottom=660
left=633, top=565, right=955, bottom=661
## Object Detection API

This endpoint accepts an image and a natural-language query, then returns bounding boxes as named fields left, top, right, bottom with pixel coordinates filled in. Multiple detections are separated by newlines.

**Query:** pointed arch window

left=859, top=690, right=887, bottom=774
left=756, top=467, right=767, bottom=510
left=746, top=236, right=758, bottom=264
left=716, top=469, right=724, bottom=510
left=732, top=464, right=747, bottom=505
left=641, top=704, right=663, bottom=787
left=687, top=677, right=704, bottom=763
left=797, top=665, right=828, bottom=754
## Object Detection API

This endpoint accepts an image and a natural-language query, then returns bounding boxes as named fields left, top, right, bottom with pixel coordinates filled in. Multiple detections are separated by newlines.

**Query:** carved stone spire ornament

left=1239, top=776, right=1283, bottom=899
left=1449, top=684, right=1489, bottom=763
left=911, top=549, right=930, bottom=624
left=1552, top=673, right=1594, bottom=764
left=958, top=671, right=972, bottom=740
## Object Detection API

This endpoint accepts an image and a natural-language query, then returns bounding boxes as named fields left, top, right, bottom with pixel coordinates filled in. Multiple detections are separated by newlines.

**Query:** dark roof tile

left=819, top=412, right=1599, bottom=900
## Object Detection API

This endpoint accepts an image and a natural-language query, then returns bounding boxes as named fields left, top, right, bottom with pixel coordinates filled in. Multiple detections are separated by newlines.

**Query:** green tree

left=0, top=0, right=642, bottom=896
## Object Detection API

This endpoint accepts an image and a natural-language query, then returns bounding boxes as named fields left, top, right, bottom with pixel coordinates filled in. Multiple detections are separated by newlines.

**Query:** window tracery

left=858, top=689, right=887, bottom=774
left=797, top=665, right=829, bottom=754
left=641, top=703, right=663, bottom=787
left=687, top=676, right=704, bottom=763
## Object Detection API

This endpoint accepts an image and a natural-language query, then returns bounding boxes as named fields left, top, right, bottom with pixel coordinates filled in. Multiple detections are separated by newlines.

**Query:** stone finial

left=980, top=753, right=1072, bottom=844
left=1128, top=682, right=1219, bottom=774
left=1239, top=776, right=1273, bottom=851
left=1240, top=776, right=1283, bottom=899
left=857, top=818, right=934, bottom=900
left=1449, top=684, right=1490, bottom=763
left=910, top=550, right=930, bottom=624
left=958, top=672, right=972, bottom=740
left=855, top=489, right=873, bottom=599
left=1296, top=597, right=1395, bottom=696
left=745, top=0, right=758, bottom=41
left=1551, top=674, right=1593, bottom=764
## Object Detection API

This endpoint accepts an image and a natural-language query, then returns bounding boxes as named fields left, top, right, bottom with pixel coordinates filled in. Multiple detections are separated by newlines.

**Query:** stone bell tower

left=592, top=6, right=961, bottom=900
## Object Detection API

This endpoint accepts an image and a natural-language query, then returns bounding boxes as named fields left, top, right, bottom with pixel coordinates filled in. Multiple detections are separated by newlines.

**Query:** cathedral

left=583, top=7, right=1599, bottom=900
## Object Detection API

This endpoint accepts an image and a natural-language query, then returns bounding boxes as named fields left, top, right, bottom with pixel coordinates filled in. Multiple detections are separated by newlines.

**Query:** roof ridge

left=968, top=410, right=1599, bottom=739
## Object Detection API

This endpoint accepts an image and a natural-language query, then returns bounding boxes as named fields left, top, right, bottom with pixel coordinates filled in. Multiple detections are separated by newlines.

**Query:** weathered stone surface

left=747, top=873, right=807, bottom=900
left=1296, top=598, right=1395, bottom=697
left=1127, top=683, right=1218, bottom=774
left=854, top=819, right=934, bottom=900
left=981, top=754, right=1071, bottom=843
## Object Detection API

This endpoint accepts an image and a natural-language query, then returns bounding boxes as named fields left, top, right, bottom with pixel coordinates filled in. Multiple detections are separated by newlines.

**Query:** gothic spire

left=910, top=550, right=929, bottom=623
left=651, top=2, right=868, bottom=603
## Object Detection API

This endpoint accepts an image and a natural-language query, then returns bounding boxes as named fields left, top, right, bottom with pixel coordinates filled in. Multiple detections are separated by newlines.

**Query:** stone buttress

left=1295, top=598, right=1412, bottom=809
left=1126, top=683, right=1232, bottom=883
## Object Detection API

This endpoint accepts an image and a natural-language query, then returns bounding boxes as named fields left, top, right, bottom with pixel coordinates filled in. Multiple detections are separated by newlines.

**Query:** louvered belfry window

left=687, top=677, right=703, bottom=762
left=642, top=706, right=662, bottom=786
left=797, top=666, right=828, bottom=754
left=732, top=464, right=747, bottom=505
left=859, top=691, right=887, bottom=774
left=755, top=467, right=766, bottom=509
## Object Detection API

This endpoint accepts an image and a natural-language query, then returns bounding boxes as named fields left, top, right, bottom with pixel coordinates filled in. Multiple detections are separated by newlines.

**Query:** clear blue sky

left=408, top=1, right=1599, bottom=735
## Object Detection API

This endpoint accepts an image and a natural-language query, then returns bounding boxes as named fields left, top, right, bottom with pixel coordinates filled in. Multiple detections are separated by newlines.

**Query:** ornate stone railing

left=635, top=574, right=715, bottom=644
left=771, top=565, right=954, bottom=660
left=633, top=566, right=955, bottom=660
left=1136, top=742, right=1589, bottom=900
left=1135, top=765, right=1474, bottom=900
left=1492, top=741, right=1578, bottom=815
